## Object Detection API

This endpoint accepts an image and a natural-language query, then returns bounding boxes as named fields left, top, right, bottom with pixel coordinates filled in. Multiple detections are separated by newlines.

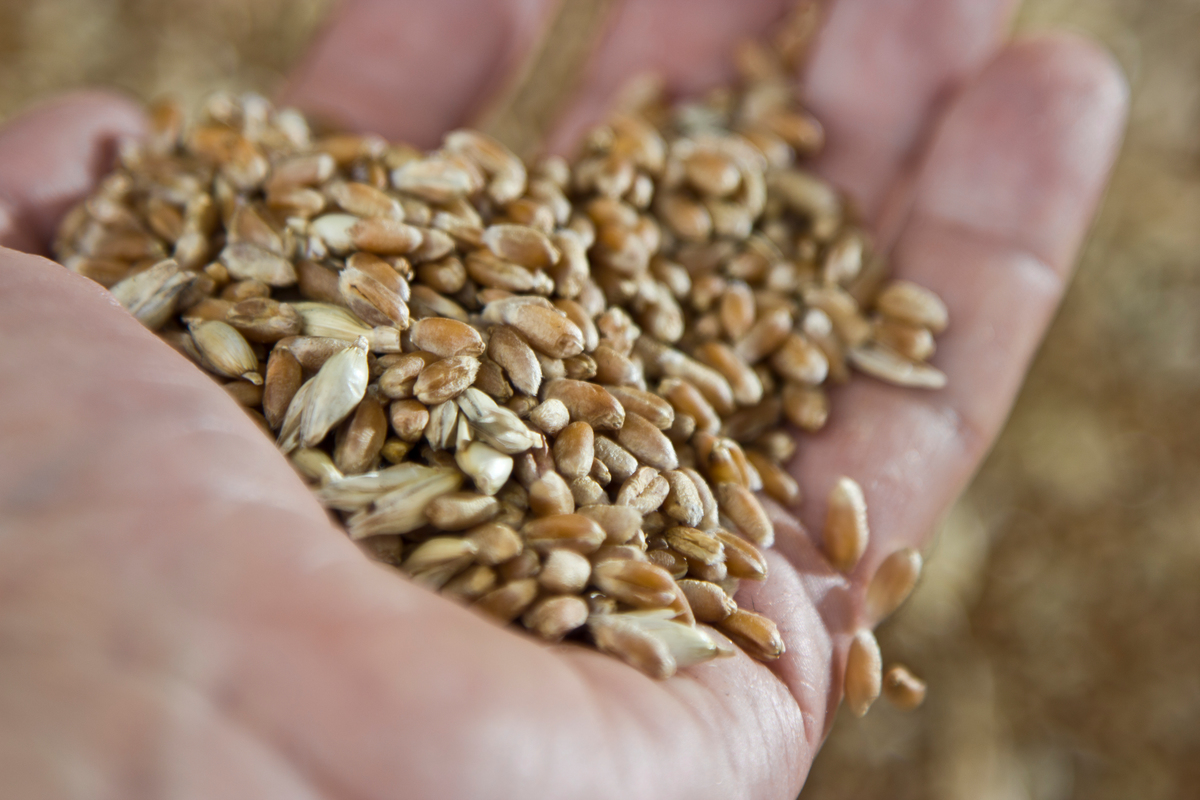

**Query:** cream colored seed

left=522, top=595, right=590, bottom=641
left=299, top=336, right=369, bottom=447
left=474, top=578, right=540, bottom=623
left=188, top=320, right=262, bottom=385
left=845, top=629, right=883, bottom=717
left=865, top=547, right=923, bottom=626
left=538, top=549, right=592, bottom=594
left=441, top=564, right=498, bottom=604
left=576, top=504, right=641, bottom=545
left=527, top=398, right=569, bottom=435
left=616, top=466, right=670, bottom=514
left=876, top=279, right=949, bottom=333
left=823, top=476, right=869, bottom=573
left=465, top=522, right=523, bottom=565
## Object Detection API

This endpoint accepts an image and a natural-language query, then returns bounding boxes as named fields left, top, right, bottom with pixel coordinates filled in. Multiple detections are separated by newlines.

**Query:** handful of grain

left=53, top=31, right=946, bottom=694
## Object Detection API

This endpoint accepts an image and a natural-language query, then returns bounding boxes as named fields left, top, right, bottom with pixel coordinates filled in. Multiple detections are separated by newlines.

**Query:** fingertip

left=912, top=31, right=1129, bottom=273
left=0, top=89, right=147, bottom=253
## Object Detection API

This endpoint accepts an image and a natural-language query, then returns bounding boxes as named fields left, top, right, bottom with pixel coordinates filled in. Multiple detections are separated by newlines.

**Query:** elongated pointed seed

left=189, top=320, right=262, bottom=384
left=109, top=259, right=195, bottom=330
left=844, top=629, right=883, bottom=717
left=717, top=608, right=785, bottom=660
left=865, top=547, right=923, bottom=626
left=882, top=664, right=927, bottom=711
left=299, top=336, right=369, bottom=447
left=823, top=476, right=869, bottom=573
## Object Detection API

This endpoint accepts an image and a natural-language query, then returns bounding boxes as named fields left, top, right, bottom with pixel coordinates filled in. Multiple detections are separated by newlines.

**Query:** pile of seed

left=53, top=32, right=946, bottom=704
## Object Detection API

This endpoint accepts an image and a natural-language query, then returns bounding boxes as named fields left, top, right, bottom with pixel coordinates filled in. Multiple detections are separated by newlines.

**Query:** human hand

left=0, top=1, right=1127, bottom=797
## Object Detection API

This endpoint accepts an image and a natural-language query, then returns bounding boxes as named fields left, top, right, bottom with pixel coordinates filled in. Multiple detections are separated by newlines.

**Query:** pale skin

left=0, top=0, right=1127, bottom=797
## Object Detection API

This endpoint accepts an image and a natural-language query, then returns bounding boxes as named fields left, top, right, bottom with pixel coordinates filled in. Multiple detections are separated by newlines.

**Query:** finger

left=805, top=0, right=1018, bottom=223
left=280, top=0, right=560, bottom=146
left=790, top=35, right=1128, bottom=601
left=0, top=90, right=145, bottom=254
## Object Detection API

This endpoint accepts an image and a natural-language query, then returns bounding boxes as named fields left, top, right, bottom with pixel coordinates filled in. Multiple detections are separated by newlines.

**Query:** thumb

left=0, top=90, right=146, bottom=254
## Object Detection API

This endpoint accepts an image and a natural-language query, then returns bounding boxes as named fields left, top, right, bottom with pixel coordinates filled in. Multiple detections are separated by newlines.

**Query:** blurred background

left=1, top=1, right=1196, bottom=798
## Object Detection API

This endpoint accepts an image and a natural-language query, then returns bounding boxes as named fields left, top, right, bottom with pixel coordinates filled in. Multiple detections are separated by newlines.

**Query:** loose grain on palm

left=53, top=34, right=946, bottom=687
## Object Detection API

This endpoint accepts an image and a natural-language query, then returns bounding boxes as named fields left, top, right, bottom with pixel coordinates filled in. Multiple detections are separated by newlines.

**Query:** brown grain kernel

left=605, top=386, right=674, bottom=430
left=782, top=382, right=829, bottom=431
left=845, top=629, right=883, bottom=717
left=522, top=514, right=606, bottom=554
left=441, top=564, right=498, bottom=604
left=543, top=380, right=625, bottom=430
left=745, top=451, right=801, bottom=507
left=576, top=505, right=641, bottom=545
left=646, top=549, right=689, bottom=578
left=402, top=537, right=476, bottom=589
left=617, top=412, right=679, bottom=471
left=591, top=559, right=678, bottom=608
left=226, top=297, right=303, bottom=343
left=846, top=343, right=947, bottom=389
left=661, top=470, right=704, bottom=527
left=488, top=299, right=584, bottom=358
left=882, top=665, right=927, bottom=711
left=823, top=476, right=868, bottom=573
left=568, top=476, right=608, bottom=507
left=588, top=614, right=675, bottom=680
left=522, top=595, right=589, bottom=641
left=528, top=472, right=575, bottom=517
left=263, top=347, right=302, bottom=430
left=465, top=522, right=523, bottom=565
left=474, top=578, right=539, bottom=623
left=414, top=356, right=480, bottom=404
left=865, top=547, right=923, bottom=626
left=715, top=482, right=774, bottom=547
left=678, top=579, right=737, bottom=622
left=536, top=549, right=592, bottom=595
left=616, top=466, right=670, bottom=514
left=695, top=340, right=763, bottom=406
left=718, top=609, right=785, bottom=660
left=659, top=378, right=721, bottom=435
left=874, top=318, right=936, bottom=362
left=876, top=279, right=949, bottom=333
left=425, top=491, right=500, bottom=530
left=334, top=394, right=388, bottom=475
left=680, top=468, right=720, bottom=531
left=553, top=421, right=595, bottom=480
left=409, top=318, right=485, bottom=359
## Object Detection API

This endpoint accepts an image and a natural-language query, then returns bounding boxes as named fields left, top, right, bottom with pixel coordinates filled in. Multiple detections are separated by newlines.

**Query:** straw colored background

left=1, top=1, right=1196, bottom=797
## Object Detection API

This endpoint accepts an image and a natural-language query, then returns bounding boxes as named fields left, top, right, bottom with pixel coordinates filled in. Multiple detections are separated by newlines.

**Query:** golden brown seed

left=296, top=260, right=344, bottom=305
left=593, top=436, right=638, bottom=483
left=543, top=380, right=626, bottom=431
left=695, top=341, right=763, bottom=406
left=334, top=394, right=388, bottom=475
left=616, top=466, right=671, bottom=514
left=717, top=609, right=785, bottom=660
left=401, top=537, right=476, bottom=589
left=482, top=224, right=560, bottom=270
left=664, top=526, right=724, bottom=566
left=409, top=318, right=485, bottom=359
left=873, top=318, right=936, bottom=362
left=488, top=325, right=542, bottom=396
left=425, top=491, right=501, bottom=530
left=823, top=476, right=869, bottom=573
left=745, top=451, right=801, bottom=507
left=380, top=439, right=412, bottom=464
left=553, top=421, right=595, bottom=480
left=522, top=595, right=589, bottom=641
left=770, top=333, right=829, bottom=385
left=528, top=472, right=575, bottom=517
left=474, top=578, right=540, bottom=623
left=605, top=386, right=674, bottom=430
left=591, top=559, right=678, bottom=608
left=715, top=482, right=774, bottom=548
left=681, top=468, right=720, bottom=531
left=338, top=255, right=411, bottom=329
left=577, top=505, right=641, bottom=545
left=659, top=378, right=721, bottom=436
left=489, top=300, right=584, bottom=358
left=522, top=514, right=607, bottom=554
left=865, top=547, right=923, bottom=626
left=782, top=383, right=828, bottom=432
left=734, top=307, right=792, bottom=364
left=845, top=629, right=883, bottom=717
left=414, top=356, right=480, bottom=404
left=876, top=280, right=948, bottom=333
left=588, top=614, right=675, bottom=680
left=882, top=665, right=927, bottom=711
left=661, top=470, right=703, bottom=527
left=646, top=549, right=689, bottom=579
left=263, top=347, right=302, bottom=430
left=537, top=549, right=593, bottom=594
left=678, top=579, right=737, bottom=623
left=466, top=522, right=523, bottom=565
left=441, top=564, right=499, bottom=604
left=226, top=297, right=303, bottom=343
left=224, top=380, right=264, bottom=408
left=617, top=412, right=679, bottom=472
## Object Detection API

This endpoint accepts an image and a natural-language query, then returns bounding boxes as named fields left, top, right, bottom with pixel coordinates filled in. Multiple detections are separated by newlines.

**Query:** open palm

left=0, top=1, right=1126, bottom=797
